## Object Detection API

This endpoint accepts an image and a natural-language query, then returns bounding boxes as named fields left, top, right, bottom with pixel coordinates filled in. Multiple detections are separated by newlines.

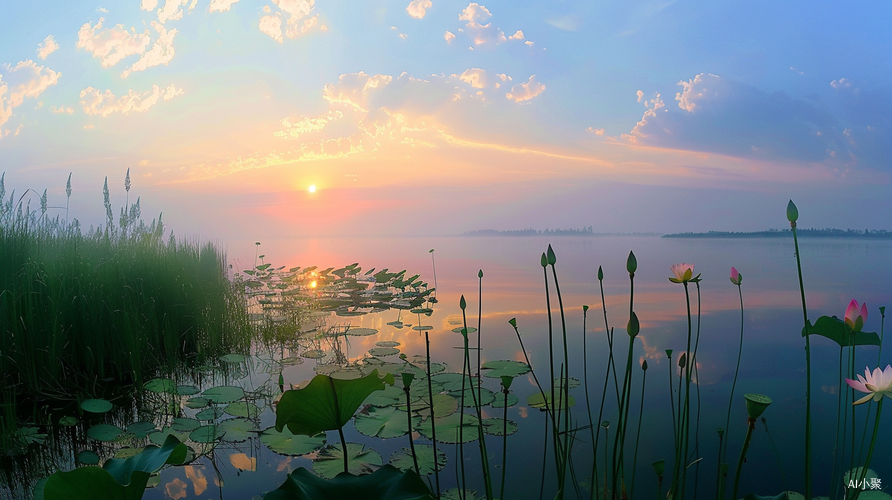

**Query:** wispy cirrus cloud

left=79, top=83, right=183, bottom=117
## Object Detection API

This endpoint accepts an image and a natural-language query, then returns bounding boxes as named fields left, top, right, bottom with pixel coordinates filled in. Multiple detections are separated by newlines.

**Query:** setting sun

left=308, top=185, right=316, bottom=193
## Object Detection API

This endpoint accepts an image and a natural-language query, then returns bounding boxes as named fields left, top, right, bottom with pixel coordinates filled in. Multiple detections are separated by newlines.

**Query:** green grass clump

left=0, top=173, right=251, bottom=404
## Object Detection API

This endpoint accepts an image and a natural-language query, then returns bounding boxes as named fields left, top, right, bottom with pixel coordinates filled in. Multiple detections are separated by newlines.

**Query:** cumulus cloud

left=444, top=31, right=455, bottom=43
left=459, top=68, right=487, bottom=89
left=259, top=0, right=320, bottom=42
left=625, top=73, right=892, bottom=169
left=141, top=0, right=158, bottom=11
left=208, top=0, right=240, bottom=12
left=37, top=35, right=59, bottom=60
left=508, top=30, right=523, bottom=40
left=77, top=19, right=151, bottom=67
left=157, top=0, right=189, bottom=23
left=506, top=75, right=545, bottom=103
left=587, top=127, right=605, bottom=135
left=407, top=0, right=432, bottom=19
left=458, top=3, right=506, bottom=45
left=79, top=83, right=184, bottom=117
left=121, top=22, right=177, bottom=77
left=0, top=60, right=62, bottom=127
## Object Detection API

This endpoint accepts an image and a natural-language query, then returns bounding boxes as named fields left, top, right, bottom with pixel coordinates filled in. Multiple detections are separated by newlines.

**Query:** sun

left=308, top=185, right=316, bottom=193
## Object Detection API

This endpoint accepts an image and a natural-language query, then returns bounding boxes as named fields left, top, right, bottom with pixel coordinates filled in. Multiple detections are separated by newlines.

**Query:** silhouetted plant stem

left=715, top=428, right=724, bottom=500
left=458, top=297, right=469, bottom=500
left=499, top=378, right=512, bottom=500
left=583, top=305, right=598, bottom=499
left=462, top=296, right=494, bottom=500
left=630, top=359, right=647, bottom=500
left=547, top=244, right=571, bottom=498
left=477, top=270, right=483, bottom=409
left=424, top=331, right=440, bottom=497
left=851, top=400, right=883, bottom=500
left=599, top=266, right=621, bottom=405
left=721, top=281, right=745, bottom=471
left=731, top=417, right=756, bottom=500
left=327, top=377, right=349, bottom=474
left=403, top=380, right=421, bottom=476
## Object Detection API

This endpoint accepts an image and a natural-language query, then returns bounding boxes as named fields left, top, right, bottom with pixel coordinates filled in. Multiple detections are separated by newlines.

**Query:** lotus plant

left=846, top=365, right=892, bottom=500
left=845, top=300, right=869, bottom=333
left=731, top=394, right=772, bottom=500
left=719, top=266, right=745, bottom=499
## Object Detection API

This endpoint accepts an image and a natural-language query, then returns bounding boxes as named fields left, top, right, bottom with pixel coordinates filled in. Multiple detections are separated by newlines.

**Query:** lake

left=4, top=234, right=891, bottom=500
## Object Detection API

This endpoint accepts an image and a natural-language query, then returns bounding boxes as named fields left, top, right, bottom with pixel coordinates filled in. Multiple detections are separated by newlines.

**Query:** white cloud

left=208, top=0, right=240, bottom=12
left=121, top=22, right=177, bottom=77
left=505, top=75, right=544, bottom=103
left=286, top=15, right=318, bottom=38
left=37, top=35, right=59, bottom=60
left=459, top=68, right=487, bottom=89
left=79, top=83, right=184, bottom=117
left=141, top=0, right=158, bottom=11
left=830, top=78, right=851, bottom=89
left=636, top=90, right=644, bottom=103
left=76, top=19, right=151, bottom=67
left=322, top=72, right=393, bottom=112
left=444, top=31, right=455, bottom=43
left=51, top=105, right=74, bottom=114
left=259, top=15, right=284, bottom=43
left=458, top=3, right=506, bottom=45
left=275, top=0, right=313, bottom=18
left=406, top=0, right=432, bottom=19
left=0, top=60, right=62, bottom=127
left=587, top=127, right=605, bottom=135
left=157, top=0, right=189, bottom=23
left=274, top=110, right=344, bottom=138
left=508, top=30, right=523, bottom=40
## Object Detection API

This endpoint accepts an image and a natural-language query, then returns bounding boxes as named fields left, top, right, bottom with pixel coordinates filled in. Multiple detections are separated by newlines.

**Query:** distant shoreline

left=662, top=229, right=892, bottom=239
left=462, top=229, right=660, bottom=237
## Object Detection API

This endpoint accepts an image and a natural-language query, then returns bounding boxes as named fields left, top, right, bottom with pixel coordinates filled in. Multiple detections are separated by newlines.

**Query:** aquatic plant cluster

left=1, top=177, right=889, bottom=500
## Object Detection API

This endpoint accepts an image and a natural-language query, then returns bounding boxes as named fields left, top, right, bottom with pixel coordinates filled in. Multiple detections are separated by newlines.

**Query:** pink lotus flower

left=729, top=267, right=742, bottom=285
left=844, top=299, right=868, bottom=332
left=846, top=365, right=892, bottom=405
left=669, top=263, right=700, bottom=283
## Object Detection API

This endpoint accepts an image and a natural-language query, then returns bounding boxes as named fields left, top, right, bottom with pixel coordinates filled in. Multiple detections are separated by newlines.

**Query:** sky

left=1, top=0, right=891, bottom=243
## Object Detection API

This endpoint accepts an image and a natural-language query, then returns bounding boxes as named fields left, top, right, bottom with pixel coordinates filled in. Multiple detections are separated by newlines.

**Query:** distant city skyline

left=1, top=1, right=890, bottom=243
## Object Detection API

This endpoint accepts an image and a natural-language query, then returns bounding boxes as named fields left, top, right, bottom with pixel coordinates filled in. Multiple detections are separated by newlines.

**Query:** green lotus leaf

left=35, top=435, right=186, bottom=500
left=264, top=464, right=433, bottom=500
left=148, top=427, right=190, bottom=447
left=86, top=424, right=123, bottom=442
left=58, top=416, right=79, bottom=427
left=185, top=397, right=210, bottom=409
left=416, top=413, right=479, bottom=444
left=224, top=402, right=262, bottom=418
left=301, top=349, right=326, bottom=359
left=126, top=422, right=157, bottom=439
left=803, top=316, right=881, bottom=347
left=354, top=406, right=417, bottom=439
left=451, top=327, right=477, bottom=334
left=431, top=373, right=479, bottom=392
left=389, top=445, right=447, bottom=476
left=176, top=385, right=201, bottom=396
left=411, top=393, right=458, bottom=419
left=482, top=418, right=518, bottom=436
left=276, top=370, right=395, bottom=436
left=80, top=399, right=113, bottom=414
left=201, top=386, right=245, bottom=404
left=345, top=328, right=378, bottom=337
left=362, top=384, right=405, bottom=408
left=76, top=450, right=100, bottom=465
left=171, top=418, right=200, bottom=433
left=219, top=354, right=247, bottom=364
left=195, top=407, right=225, bottom=421
left=491, top=393, right=519, bottom=408
left=412, top=326, right=433, bottom=331
left=144, top=378, right=177, bottom=394
left=375, top=341, right=400, bottom=348
left=553, top=377, right=581, bottom=390
left=218, top=418, right=257, bottom=442
left=450, top=387, right=495, bottom=407
left=369, top=347, right=400, bottom=357
left=114, top=447, right=144, bottom=459
left=527, top=391, right=576, bottom=410
left=481, top=360, right=531, bottom=379
left=260, top=427, right=326, bottom=456
left=281, top=356, right=305, bottom=366
left=313, top=443, right=383, bottom=479
left=189, top=425, right=221, bottom=444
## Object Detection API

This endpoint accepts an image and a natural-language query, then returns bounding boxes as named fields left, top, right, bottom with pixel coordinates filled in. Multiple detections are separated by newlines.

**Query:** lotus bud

left=665, top=349, right=673, bottom=359
left=744, top=393, right=772, bottom=419
left=598, top=265, right=603, bottom=281
left=429, top=249, right=434, bottom=253
left=678, top=352, right=687, bottom=368
left=652, top=459, right=665, bottom=476
left=500, top=375, right=513, bottom=390
left=880, top=306, right=886, bottom=316
left=478, top=269, right=483, bottom=278
left=460, top=295, right=467, bottom=310
left=626, top=251, right=637, bottom=274
left=600, top=421, right=610, bottom=429
left=627, top=311, right=640, bottom=338
left=508, top=318, right=517, bottom=328
left=641, top=359, right=648, bottom=371
left=399, top=353, right=407, bottom=360
left=401, top=372, right=415, bottom=388
left=717, top=428, right=724, bottom=438
left=786, top=200, right=798, bottom=223
left=540, top=252, right=547, bottom=268
left=730, top=267, right=742, bottom=285
left=546, top=244, right=556, bottom=265
left=583, top=305, right=589, bottom=312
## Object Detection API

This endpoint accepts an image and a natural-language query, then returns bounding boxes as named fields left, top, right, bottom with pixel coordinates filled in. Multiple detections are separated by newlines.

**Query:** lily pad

left=148, top=427, right=190, bottom=447
left=171, top=418, right=201, bottom=433
left=389, top=445, right=447, bottom=476
left=482, top=418, right=518, bottom=436
left=412, top=326, right=433, bottom=331
left=417, top=413, right=480, bottom=444
left=481, top=360, right=531, bottom=379
left=302, top=349, right=326, bottom=359
left=189, top=424, right=221, bottom=444
left=260, top=427, right=326, bottom=456
left=195, top=407, right=226, bottom=421
left=313, top=443, right=383, bottom=478
left=451, top=327, right=477, bottom=334
left=491, top=393, right=519, bottom=408
left=375, top=341, right=401, bottom=348
left=144, top=378, right=177, bottom=394
left=411, top=393, right=459, bottom=419
left=76, top=450, right=100, bottom=465
left=58, top=416, right=79, bottom=427
left=369, top=347, right=400, bottom=357
left=224, top=402, right=262, bottom=418
left=176, top=385, right=201, bottom=396
left=450, top=387, right=496, bottom=407
left=219, top=353, right=247, bottom=364
left=553, top=377, right=581, bottom=390
left=527, top=391, right=576, bottom=411
left=126, top=422, right=157, bottom=439
left=354, top=406, right=416, bottom=439
left=218, top=418, right=257, bottom=442
left=185, top=397, right=210, bottom=409
left=202, top=386, right=245, bottom=404
left=114, top=447, right=144, bottom=459
left=281, top=356, right=305, bottom=366
left=346, top=328, right=378, bottom=337
left=431, top=373, right=479, bottom=392
left=80, top=399, right=113, bottom=414
left=264, top=464, right=433, bottom=500
left=362, top=384, right=405, bottom=408
left=87, top=424, right=123, bottom=442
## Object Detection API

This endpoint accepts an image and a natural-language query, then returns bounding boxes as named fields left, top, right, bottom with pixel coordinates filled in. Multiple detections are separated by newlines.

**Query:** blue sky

left=1, top=0, right=890, bottom=240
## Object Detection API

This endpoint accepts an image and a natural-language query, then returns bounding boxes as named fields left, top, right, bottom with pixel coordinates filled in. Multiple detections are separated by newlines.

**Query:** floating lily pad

left=432, top=373, right=479, bottom=392
left=176, top=385, right=201, bottom=396
left=81, top=399, right=113, bottom=414
left=491, top=393, right=519, bottom=408
left=389, top=445, right=447, bottom=477
left=260, top=427, right=325, bottom=456
left=412, top=325, right=433, bottom=331
left=202, top=386, right=245, bottom=404
left=451, top=327, right=477, bottom=334
left=354, top=406, right=416, bottom=439
left=450, top=387, right=496, bottom=407
left=195, top=407, right=225, bottom=421
left=281, top=356, right=304, bottom=366
left=114, top=447, right=144, bottom=459
left=171, top=418, right=201, bottom=433
left=148, top=427, right=190, bottom=447
left=313, top=443, right=383, bottom=478
left=219, top=354, right=247, bottom=364
left=87, top=424, right=124, bottom=442
left=375, top=341, right=400, bottom=348
left=76, top=450, right=100, bottom=465
left=189, top=425, right=221, bottom=444
left=301, top=349, right=326, bottom=359
left=336, top=310, right=366, bottom=317
left=58, top=416, right=79, bottom=427
left=218, top=418, right=256, bottom=442
left=369, top=347, right=400, bottom=357
left=482, top=418, right=518, bottom=436
left=126, top=422, right=157, bottom=438
left=185, top=397, right=210, bottom=409
left=346, top=327, right=378, bottom=337
left=481, top=360, right=531, bottom=379
left=224, top=402, right=261, bottom=418
left=527, top=391, right=576, bottom=410
left=362, top=384, right=405, bottom=407
left=386, top=321, right=404, bottom=328
left=144, top=378, right=177, bottom=394
left=417, top=413, right=480, bottom=444
left=553, top=377, right=581, bottom=390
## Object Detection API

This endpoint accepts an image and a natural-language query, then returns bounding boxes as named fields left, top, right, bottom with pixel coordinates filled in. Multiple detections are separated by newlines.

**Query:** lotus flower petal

left=847, top=364, right=892, bottom=405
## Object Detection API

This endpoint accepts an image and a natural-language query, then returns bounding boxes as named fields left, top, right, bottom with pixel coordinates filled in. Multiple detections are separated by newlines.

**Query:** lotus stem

left=851, top=399, right=883, bottom=500
left=500, top=381, right=510, bottom=500
left=548, top=245, right=571, bottom=497
left=462, top=299, right=494, bottom=500
left=731, top=417, right=756, bottom=500
left=424, top=331, right=440, bottom=497
left=789, top=204, right=813, bottom=500
left=583, top=306, right=598, bottom=499
left=721, top=283, right=745, bottom=473
left=327, top=376, right=349, bottom=474
left=403, top=383, right=421, bottom=476
left=630, top=360, right=647, bottom=500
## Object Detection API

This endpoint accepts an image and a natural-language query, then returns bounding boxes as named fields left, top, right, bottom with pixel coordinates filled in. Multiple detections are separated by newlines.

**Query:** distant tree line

left=662, top=228, right=892, bottom=238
